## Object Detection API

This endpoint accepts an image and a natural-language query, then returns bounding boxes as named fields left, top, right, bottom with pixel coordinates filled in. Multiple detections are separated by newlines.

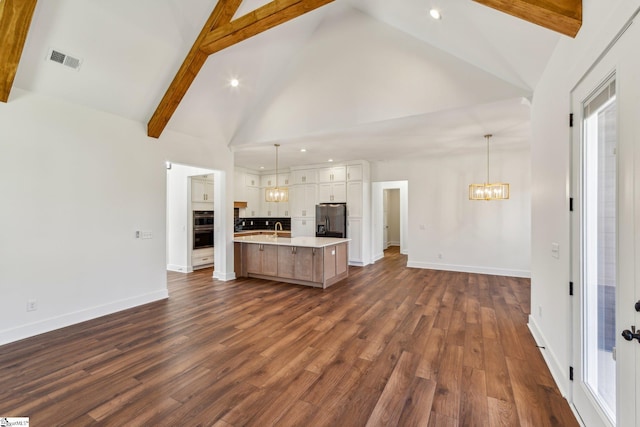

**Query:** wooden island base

left=234, top=236, right=349, bottom=289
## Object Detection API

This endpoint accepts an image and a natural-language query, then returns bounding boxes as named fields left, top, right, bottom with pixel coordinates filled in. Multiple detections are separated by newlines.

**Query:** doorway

left=166, top=162, right=219, bottom=274
left=372, top=181, right=408, bottom=261
left=383, top=189, right=401, bottom=250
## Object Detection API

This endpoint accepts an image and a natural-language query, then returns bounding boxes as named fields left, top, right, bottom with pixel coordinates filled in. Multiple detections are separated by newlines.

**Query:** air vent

left=47, top=49, right=82, bottom=71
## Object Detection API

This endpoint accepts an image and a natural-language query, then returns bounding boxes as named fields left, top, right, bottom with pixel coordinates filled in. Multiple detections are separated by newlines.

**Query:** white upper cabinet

left=191, top=176, right=214, bottom=204
left=318, top=166, right=346, bottom=183
left=245, top=186, right=261, bottom=217
left=292, top=169, right=317, bottom=185
left=318, top=182, right=346, bottom=203
left=245, top=173, right=260, bottom=187
left=234, top=170, right=246, bottom=201
left=260, top=174, right=276, bottom=188
left=347, top=164, right=363, bottom=181
left=291, top=184, right=317, bottom=218
left=277, top=173, right=290, bottom=186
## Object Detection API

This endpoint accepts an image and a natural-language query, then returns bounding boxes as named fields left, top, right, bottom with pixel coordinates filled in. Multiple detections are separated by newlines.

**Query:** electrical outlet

left=438, top=253, right=443, bottom=259
left=27, top=299, right=37, bottom=312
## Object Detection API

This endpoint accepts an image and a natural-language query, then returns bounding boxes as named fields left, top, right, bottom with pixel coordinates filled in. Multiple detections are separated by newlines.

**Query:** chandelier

left=265, top=144, right=289, bottom=202
left=468, top=134, right=510, bottom=201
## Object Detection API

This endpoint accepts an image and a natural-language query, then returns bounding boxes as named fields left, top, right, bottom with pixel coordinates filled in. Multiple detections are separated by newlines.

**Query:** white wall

left=0, top=90, right=235, bottom=345
left=166, top=164, right=216, bottom=273
left=372, top=147, right=531, bottom=277
left=529, top=0, right=640, bottom=397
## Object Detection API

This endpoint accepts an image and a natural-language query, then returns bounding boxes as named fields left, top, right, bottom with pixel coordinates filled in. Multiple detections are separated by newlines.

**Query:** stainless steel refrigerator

left=315, top=203, right=347, bottom=238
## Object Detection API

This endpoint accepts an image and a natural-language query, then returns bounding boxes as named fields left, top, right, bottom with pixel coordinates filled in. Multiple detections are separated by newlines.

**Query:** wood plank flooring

left=0, top=247, right=578, bottom=426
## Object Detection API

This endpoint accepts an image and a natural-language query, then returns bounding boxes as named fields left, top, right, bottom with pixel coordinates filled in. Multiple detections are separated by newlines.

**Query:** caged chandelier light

left=468, top=134, right=510, bottom=201
left=265, top=144, right=289, bottom=202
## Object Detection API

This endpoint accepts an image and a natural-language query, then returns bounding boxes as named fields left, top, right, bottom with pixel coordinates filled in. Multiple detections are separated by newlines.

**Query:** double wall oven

left=193, top=210, right=214, bottom=249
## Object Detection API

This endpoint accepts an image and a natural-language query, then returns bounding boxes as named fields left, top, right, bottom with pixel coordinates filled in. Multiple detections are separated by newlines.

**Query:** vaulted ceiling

left=4, top=0, right=580, bottom=169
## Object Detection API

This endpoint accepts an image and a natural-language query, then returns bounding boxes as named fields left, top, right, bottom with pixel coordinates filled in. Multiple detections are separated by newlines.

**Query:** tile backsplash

left=235, top=217, right=291, bottom=232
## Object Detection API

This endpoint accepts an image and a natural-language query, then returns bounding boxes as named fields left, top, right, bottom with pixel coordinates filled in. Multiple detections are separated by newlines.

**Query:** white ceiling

left=14, top=0, right=561, bottom=170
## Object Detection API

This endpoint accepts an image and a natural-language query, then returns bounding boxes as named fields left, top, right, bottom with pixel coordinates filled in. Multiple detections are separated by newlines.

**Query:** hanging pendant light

left=468, top=134, right=510, bottom=200
left=265, top=144, right=289, bottom=202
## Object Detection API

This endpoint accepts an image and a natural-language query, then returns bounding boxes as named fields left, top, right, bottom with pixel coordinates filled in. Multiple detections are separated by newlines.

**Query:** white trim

left=166, top=264, right=193, bottom=273
left=348, top=261, right=366, bottom=267
left=406, top=261, right=530, bottom=278
left=528, top=315, right=571, bottom=398
left=214, top=271, right=236, bottom=281
left=0, top=290, right=168, bottom=346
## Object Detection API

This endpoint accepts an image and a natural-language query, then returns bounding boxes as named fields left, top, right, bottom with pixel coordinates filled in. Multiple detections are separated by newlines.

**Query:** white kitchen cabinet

left=277, top=174, right=290, bottom=186
left=291, top=184, right=317, bottom=218
left=292, top=169, right=317, bottom=184
left=245, top=173, right=260, bottom=188
left=347, top=218, right=362, bottom=264
left=191, top=176, right=214, bottom=203
left=291, top=218, right=315, bottom=237
left=346, top=181, right=363, bottom=217
left=192, top=248, right=214, bottom=269
left=261, top=200, right=290, bottom=217
left=277, top=202, right=290, bottom=217
left=318, top=166, right=346, bottom=183
left=347, top=164, right=363, bottom=182
left=234, top=170, right=246, bottom=201
left=318, top=182, right=346, bottom=203
left=245, top=186, right=261, bottom=217
left=260, top=174, right=276, bottom=188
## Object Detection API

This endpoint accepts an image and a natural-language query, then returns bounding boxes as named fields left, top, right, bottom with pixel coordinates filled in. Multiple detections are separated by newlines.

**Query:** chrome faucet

left=274, top=221, right=283, bottom=237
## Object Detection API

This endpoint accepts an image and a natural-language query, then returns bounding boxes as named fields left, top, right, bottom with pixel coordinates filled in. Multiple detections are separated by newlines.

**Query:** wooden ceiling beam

left=147, top=0, right=243, bottom=139
left=0, top=0, right=38, bottom=103
left=473, top=0, right=581, bottom=38
left=148, top=0, right=335, bottom=138
left=200, top=0, right=335, bottom=55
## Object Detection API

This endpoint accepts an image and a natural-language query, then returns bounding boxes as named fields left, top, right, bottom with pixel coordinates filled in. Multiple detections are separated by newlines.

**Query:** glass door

left=577, top=77, right=617, bottom=425
left=571, top=17, right=639, bottom=427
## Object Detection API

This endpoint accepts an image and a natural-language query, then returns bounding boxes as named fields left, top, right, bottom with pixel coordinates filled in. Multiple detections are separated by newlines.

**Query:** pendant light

left=265, top=144, right=289, bottom=202
left=468, top=134, right=510, bottom=200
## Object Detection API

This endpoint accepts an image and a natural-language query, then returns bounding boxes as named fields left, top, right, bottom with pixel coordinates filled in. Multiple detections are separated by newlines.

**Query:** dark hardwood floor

left=0, top=247, right=577, bottom=426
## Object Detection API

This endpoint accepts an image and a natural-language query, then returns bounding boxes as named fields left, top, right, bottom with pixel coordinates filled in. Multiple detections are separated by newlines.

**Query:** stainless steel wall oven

left=193, top=210, right=214, bottom=249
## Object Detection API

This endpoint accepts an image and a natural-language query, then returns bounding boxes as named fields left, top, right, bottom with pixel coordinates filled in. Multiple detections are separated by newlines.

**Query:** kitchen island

left=234, top=235, right=350, bottom=289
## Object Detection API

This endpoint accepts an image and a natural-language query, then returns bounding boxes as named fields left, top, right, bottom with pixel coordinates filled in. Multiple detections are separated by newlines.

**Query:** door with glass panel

left=570, top=18, right=639, bottom=427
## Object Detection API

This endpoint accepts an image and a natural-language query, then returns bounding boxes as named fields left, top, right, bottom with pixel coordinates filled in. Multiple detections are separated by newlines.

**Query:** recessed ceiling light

left=300, top=148, right=307, bottom=152
left=328, top=159, right=334, bottom=163
left=259, top=166, right=264, bottom=169
left=429, top=9, right=441, bottom=20
left=230, top=78, right=240, bottom=88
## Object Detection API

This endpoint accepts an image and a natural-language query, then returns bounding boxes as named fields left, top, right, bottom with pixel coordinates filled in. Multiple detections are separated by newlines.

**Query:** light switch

left=551, top=243, right=560, bottom=259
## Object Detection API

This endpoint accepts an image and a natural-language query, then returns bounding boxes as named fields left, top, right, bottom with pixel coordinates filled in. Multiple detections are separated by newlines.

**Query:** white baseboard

left=406, top=261, right=530, bottom=278
left=167, top=264, right=192, bottom=273
left=372, top=252, right=384, bottom=263
left=387, top=241, right=400, bottom=246
left=348, top=260, right=365, bottom=267
left=0, top=290, right=168, bottom=346
left=528, top=315, right=570, bottom=398
left=214, top=270, right=236, bottom=281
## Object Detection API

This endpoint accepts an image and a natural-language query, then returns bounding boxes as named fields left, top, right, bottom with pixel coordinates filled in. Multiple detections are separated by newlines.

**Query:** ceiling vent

left=47, top=48, right=82, bottom=71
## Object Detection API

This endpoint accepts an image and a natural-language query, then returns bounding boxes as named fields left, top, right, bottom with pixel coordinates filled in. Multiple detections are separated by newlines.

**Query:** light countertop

left=234, top=230, right=291, bottom=236
left=234, top=235, right=350, bottom=248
